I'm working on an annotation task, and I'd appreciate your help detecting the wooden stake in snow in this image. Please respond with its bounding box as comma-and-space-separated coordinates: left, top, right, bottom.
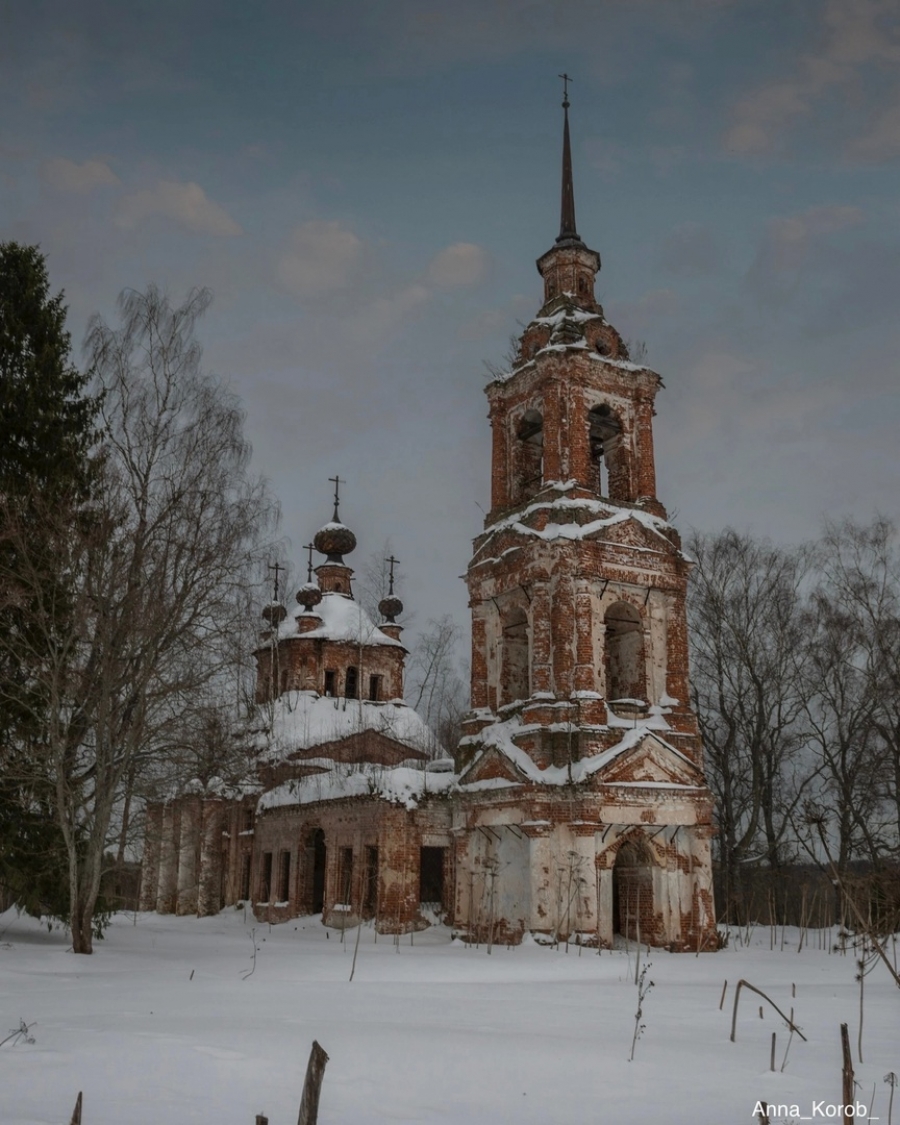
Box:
841, 1023, 854, 1125
298, 1040, 329, 1125
69, 1091, 82, 1125
719, 979, 728, 1010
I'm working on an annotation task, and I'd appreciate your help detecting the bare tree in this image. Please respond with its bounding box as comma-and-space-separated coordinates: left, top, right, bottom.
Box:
687, 529, 814, 920
0, 286, 277, 952
405, 615, 468, 754
806, 519, 900, 864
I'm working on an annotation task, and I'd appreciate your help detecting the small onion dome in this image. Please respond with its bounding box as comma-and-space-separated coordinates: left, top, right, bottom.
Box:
261, 601, 287, 625
296, 582, 323, 611
378, 594, 404, 623
313, 520, 357, 562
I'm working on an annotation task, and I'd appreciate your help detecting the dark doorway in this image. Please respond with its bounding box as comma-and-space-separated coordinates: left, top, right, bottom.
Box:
419, 847, 445, 907
363, 846, 379, 916
312, 829, 326, 914
612, 841, 652, 941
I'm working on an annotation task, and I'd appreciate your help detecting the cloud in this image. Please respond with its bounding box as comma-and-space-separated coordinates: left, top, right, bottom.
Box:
115, 180, 242, 236
425, 242, 490, 288
277, 219, 363, 297
723, 0, 900, 158
850, 101, 900, 161
746, 204, 865, 303
41, 157, 119, 193
659, 222, 723, 276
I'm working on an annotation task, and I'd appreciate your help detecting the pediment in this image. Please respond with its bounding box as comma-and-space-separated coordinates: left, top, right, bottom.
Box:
289, 729, 427, 767
458, 745, 526, 787
599, 733, 703, 787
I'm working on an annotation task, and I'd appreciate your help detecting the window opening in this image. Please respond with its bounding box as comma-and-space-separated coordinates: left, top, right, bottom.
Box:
363, 846, 379, 915
278, 850, 291, 902
240, 853, 251, 900
324, 669, 336, 696
514, 409, 543, 503
588, 404, 623, 499
339, 846, 354, 906
311, 829, 326, 914
368, 674, 381, 701
500, 606, 529, 706
604, 601, 645, 704
419, 847, 446, 908
261, 852, 273, 903
345, 666, 359, 699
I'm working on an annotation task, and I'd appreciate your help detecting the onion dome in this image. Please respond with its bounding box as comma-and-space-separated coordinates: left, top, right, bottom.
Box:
314, 520, 357, 563
378, 593, 403, 623
296, 582, 323, 612
261, 601, 287, 626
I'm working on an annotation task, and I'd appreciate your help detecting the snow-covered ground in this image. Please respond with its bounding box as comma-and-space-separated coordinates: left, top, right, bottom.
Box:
1, 908, 897, 1125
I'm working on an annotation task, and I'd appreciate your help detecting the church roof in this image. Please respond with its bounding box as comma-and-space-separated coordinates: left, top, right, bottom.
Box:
274, 590, 404, 648
249, 690, 438, 763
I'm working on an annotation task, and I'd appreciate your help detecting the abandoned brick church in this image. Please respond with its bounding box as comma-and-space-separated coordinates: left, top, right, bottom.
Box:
140, 94, 717, 950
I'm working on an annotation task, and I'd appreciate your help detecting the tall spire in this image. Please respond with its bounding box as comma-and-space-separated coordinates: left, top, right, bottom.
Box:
557, 73, 579, 244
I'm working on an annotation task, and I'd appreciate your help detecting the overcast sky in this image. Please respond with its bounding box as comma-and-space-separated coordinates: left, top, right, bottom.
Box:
3, 0, 899, 650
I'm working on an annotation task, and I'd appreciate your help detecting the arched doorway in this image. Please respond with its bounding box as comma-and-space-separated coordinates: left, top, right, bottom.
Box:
613, 840, 653, 942
604, 601, 646, 703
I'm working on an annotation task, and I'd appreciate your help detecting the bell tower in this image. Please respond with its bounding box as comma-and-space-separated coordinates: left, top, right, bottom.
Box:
454, 84, 716, 950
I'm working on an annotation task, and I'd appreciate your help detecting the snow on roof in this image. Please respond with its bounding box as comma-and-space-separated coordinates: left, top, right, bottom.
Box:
458, 714, 691, 790
257, 762, 457, 813
532, 306, 605, 327
476, 492, 677, 555
249, 690, 439, 764
276, 591, 404, 647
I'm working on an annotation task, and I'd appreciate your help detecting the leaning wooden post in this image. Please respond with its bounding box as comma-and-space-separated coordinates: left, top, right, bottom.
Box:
841, 1023, 854, 1125
298, 1040, 330, 1125
255, 1116, 268, 1125
70, 1092, 83, 1125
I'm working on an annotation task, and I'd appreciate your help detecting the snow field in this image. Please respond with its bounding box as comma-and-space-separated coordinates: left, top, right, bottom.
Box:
1, 908, 897, 1125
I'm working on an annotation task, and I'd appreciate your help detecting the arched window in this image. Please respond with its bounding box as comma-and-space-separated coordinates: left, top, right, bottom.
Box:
588, 404, 623, 499
500, 605, 529, 706
604, 601, 646, 704
345, 666, 358, 699
514, 408, 543, 503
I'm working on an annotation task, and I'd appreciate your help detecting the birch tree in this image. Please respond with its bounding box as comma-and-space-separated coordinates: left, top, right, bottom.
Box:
0, 286, 276, 951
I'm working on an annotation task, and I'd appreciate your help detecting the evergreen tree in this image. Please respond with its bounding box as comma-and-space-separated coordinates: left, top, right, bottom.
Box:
0, 243, 99, 919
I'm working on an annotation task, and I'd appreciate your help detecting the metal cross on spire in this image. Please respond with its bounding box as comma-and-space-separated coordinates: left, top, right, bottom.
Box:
559, 71, 572, 108
557, 72, 579, 242
267, 560, 285, 601
328, 474, 344, 522
385, 554, 400, 595
303, 543, 315, 582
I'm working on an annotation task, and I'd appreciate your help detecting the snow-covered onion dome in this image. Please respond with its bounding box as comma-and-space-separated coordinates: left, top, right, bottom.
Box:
313, 521, 356, 563
261, 601, 287, 625
378, 593, 403, 623
296, 582, 322, 611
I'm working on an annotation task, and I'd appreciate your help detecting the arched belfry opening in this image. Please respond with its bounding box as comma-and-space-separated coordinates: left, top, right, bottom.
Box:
513, 409, 543, 503
604, 601, 646, 704
588, 404, 625, 500
500, 605, 529, 706
613, 839, 654, 941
